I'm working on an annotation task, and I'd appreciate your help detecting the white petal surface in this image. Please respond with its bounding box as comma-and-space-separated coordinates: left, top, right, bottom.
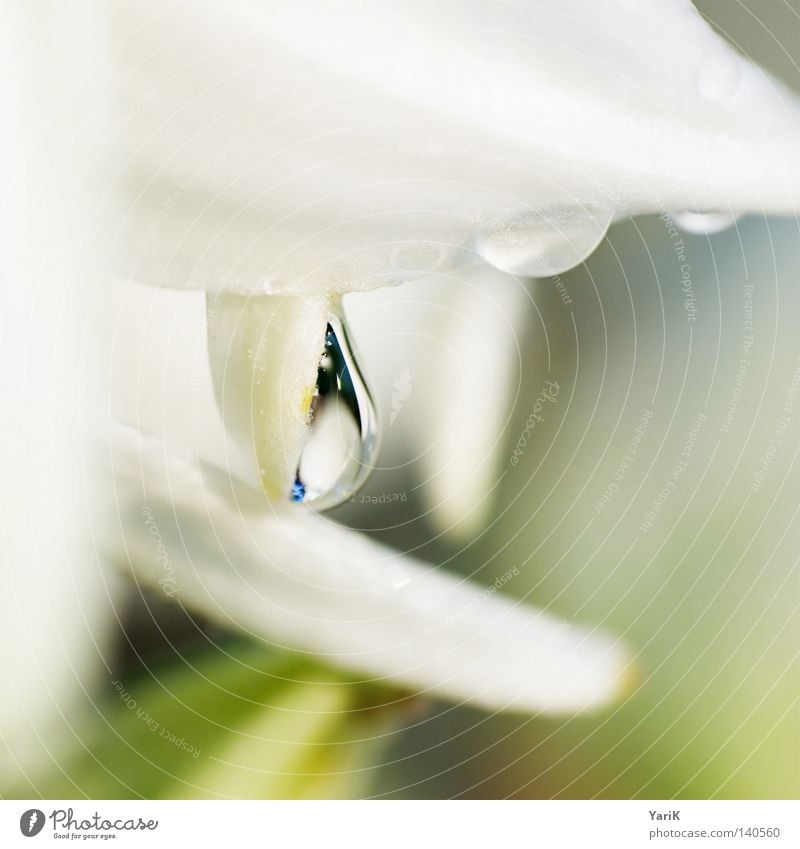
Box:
207, 293, 329, 500
90, 0, 800, 296
1, 6, 115, 774
103, 423, 632, 714
416, 268, 531, 539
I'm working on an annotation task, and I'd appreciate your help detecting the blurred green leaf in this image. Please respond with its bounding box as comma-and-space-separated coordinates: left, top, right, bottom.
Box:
12, 642, 401, 799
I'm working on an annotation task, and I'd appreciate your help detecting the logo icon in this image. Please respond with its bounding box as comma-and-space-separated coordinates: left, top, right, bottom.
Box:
19, 809, 45, 837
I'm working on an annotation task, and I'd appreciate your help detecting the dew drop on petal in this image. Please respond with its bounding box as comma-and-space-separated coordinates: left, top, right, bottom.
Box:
670, 209, 739, 235
291, 313, 379, 509
477, 205, 613, 278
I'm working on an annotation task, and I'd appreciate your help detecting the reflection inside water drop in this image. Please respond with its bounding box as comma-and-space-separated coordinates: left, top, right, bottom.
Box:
670, 209, 739, 235
291, 313, 379, 510
477, 205, 613, 278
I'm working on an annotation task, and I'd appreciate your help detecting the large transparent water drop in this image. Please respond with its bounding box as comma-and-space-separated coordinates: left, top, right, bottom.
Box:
670, 209, 739, 235
477, 205, 613, 278
291, 312, 379, 509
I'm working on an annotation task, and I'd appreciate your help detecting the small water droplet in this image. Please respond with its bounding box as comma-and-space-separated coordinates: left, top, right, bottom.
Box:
697, 54, 740, 103
670, 209, 739, 235
477, 205, 613, 277
291, 312, 379, 510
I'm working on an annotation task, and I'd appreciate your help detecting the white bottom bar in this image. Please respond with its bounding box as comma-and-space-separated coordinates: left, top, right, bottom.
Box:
2, 800, 798, 848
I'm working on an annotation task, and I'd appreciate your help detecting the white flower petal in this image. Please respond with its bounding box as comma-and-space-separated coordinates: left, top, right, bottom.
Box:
90, 0, 800, 296
1, 6, 116, 773
346, 266, 531, 539
417, 268, 531, 538
102, 422, 632, 714
207, 293, 329, 500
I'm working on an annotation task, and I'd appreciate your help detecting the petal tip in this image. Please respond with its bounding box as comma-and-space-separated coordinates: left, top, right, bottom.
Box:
614, 653, 642, 702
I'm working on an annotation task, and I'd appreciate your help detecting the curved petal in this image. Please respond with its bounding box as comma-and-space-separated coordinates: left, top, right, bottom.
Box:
89, 0, 800, 295
346, 266, 531, 539
102, 421, 633, 714
207, 293, 329, 500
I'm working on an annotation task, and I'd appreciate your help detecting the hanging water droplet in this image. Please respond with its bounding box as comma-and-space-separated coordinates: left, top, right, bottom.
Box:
670, 209, 739, 235
291, 312, 379, 510
477, 205, 613, 278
